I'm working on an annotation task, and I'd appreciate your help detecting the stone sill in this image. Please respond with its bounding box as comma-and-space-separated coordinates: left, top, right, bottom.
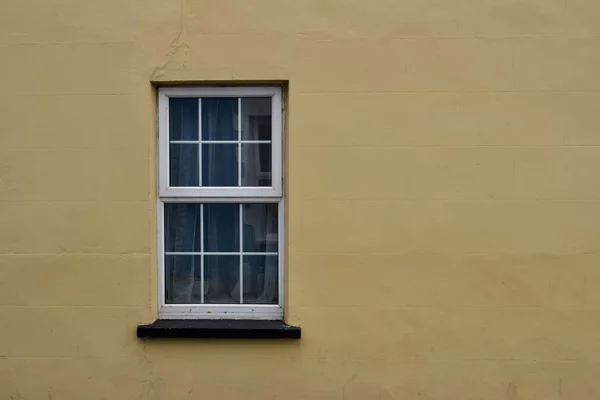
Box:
137, 319, 301, 339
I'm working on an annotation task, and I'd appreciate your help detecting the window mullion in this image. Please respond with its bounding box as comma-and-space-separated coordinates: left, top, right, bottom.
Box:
198, 99, 205, 304
237, 98, 244, 304
238, 97, 242, 187
239, 204, 244, 304
198, 98, 203, 186
200, 203, 204, 304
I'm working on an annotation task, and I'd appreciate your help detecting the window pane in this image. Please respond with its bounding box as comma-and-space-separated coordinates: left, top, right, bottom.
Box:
169, 144, 199, 186
162, 202, 280, 306
243, 256, 278, 304
202, 98, 238, 140
169, 98, 199, 140
243, 203, 278, 252
241, 98, 271, 141
204, 203, 239, 252
204, 255, 239, 304
165, 255, 202, 304
202, 144, 238, 186
241, 144, 271, 186
164, 203, 201, 252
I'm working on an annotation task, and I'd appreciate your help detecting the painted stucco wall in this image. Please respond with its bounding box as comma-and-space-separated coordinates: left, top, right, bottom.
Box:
1, 1, 600, 398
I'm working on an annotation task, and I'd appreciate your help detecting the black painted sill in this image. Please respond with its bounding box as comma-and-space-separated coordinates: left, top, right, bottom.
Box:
137, 319, 301, 339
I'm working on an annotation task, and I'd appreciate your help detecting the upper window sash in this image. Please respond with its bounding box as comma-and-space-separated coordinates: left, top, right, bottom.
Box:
158, 86, 283, 198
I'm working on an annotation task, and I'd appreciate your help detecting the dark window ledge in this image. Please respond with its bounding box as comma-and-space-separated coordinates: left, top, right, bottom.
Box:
137, 319, 301, 339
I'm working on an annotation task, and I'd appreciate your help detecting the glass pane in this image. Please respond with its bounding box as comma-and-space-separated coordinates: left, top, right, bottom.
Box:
202, 98, 238, 140
204, 203, 239, 252
165, 255, 202, 304
164, 203, 201, 252
241, 98, 272, 141
243, 256, 278, 304
169, 98, 199, 140
241, 144, 271, 186
169, 144, 199, 186
243, 203, 278, 252
202, 144, 238, 186
204, 255, 240, 304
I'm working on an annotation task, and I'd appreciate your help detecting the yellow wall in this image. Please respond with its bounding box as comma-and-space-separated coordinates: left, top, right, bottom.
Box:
1, 0, 600, 398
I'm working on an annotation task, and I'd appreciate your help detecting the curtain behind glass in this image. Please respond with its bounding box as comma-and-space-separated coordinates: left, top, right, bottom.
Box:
165, 97, 277, 305
165, 204, 200, 303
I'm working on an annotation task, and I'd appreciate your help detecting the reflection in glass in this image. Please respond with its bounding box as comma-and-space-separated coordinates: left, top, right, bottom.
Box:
243, 256, 278, 304
241, 98, 272, 141
243, 203, 278, 252
241, 144, 271, 186
204, 255, 240, 304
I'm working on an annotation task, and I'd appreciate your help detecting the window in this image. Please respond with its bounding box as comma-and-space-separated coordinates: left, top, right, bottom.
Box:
157, 87, 283, 320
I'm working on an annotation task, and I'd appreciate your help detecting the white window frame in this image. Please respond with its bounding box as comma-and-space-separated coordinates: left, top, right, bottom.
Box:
157, 86, 284, 320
